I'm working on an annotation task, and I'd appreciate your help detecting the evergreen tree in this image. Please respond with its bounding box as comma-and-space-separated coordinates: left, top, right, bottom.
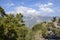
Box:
0, 6, 7, 17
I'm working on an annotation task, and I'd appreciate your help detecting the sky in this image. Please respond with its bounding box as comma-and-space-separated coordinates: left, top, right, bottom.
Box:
0, 0, 60, 17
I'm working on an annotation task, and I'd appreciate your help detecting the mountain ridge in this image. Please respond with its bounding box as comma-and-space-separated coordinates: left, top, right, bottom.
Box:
23, 16, 54, 27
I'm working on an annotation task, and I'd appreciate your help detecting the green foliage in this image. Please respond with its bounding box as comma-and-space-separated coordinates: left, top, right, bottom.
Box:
25, 29, 37, 40
52, 17, 56, 22
0, 6, 7, 17
32, 22, 48, 37
0, 13, 28, 40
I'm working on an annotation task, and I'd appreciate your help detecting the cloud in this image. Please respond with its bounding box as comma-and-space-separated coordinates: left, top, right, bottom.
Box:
14, 6, 40, 16
40, 7, 54, 13
39, 2, 54, 13
40, 2, 53, 7
7, 2, 54, 16
6, 3, 14, 8
48, 2, 53, 6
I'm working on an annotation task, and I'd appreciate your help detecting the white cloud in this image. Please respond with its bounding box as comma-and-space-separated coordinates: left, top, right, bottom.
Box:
14, 6, 40, 16
7, 2, 54, 16
6, 3, 14, 8
39, 2, 54, 13
7, 11, 15, 14
39, 2, 53, 7
48, 2, 53, 6
40, 7, 54, 13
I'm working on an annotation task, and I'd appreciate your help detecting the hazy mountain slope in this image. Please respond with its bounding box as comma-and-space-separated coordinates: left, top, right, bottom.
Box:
23, 16, 53, 27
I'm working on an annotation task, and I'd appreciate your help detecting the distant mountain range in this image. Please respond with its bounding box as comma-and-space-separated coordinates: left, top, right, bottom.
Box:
23, 15, 53, 27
